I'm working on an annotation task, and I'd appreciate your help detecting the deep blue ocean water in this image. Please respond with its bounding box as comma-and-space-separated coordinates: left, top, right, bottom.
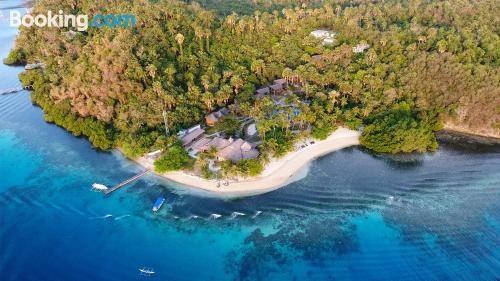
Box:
1, 1, 499, 280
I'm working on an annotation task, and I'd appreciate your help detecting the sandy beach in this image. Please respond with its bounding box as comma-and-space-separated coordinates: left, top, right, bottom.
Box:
135, 127, 360, 197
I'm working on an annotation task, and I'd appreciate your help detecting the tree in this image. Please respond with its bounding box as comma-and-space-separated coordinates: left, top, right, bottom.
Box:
226, 13, 238, 32
230, 75, 244, 94
193, 25, 205, 50
251, 59, 265, 81
361, 105, 439, 153
311, 125, 334, 140
202, 91, 214, 111
3, 48, 26, 65
436, 40, 447, 53
154, 144, 192, 172
214, 114, 240, 136
282, 67, 293, 83
175, 33, 185, 56
237, 159, 263, 177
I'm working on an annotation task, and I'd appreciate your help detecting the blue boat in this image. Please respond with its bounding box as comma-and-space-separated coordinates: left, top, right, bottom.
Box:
152, 197, 165, 212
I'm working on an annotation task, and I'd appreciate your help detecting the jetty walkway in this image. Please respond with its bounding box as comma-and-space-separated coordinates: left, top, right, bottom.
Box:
104, 170, 150, 195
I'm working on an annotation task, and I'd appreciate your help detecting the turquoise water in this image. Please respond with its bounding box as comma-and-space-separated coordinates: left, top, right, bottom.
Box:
1, 2, 500, 280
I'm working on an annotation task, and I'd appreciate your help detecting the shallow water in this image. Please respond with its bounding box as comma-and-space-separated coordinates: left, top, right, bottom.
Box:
1, 2, 500, 280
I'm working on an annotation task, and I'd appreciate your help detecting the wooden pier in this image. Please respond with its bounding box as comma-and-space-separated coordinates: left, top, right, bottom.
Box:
104, 170, 150, 195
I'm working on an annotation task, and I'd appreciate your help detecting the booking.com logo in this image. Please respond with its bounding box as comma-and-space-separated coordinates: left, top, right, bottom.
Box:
9, 10, 136, 31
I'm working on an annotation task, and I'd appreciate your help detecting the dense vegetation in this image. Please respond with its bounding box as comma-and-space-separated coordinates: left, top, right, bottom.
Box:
154, 142, 192, 172
188, 0, 322, 16
3, 49, 26, 65
360, 103, 439, 153
7, 0, 500, 161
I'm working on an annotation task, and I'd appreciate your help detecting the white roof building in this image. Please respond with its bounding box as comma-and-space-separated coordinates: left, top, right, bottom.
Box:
179, 125, 205, 147
310, 30, 338, 45
353, 43, 370, 53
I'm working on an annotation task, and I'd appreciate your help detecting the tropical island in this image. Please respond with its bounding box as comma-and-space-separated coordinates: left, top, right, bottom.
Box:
5, 0, 499, 192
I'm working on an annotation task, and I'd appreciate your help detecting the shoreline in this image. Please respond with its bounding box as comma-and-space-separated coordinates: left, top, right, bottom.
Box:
437, 129, 500, 145
134, 127, 360, 197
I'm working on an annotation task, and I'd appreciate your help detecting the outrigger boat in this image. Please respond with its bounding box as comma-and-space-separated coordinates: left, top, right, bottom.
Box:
139, 267, 155, 276
91, 183, 108, 192
152, 197, 165, 212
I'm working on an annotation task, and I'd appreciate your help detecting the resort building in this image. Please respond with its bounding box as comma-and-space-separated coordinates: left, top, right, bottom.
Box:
269, 83, 284, 94
353, 43, 370, 53
189, 136, 232, 155
310, 29, 337, 45
273, 78, 288, 88
187, 136, 259, 163
205, 107, 229, 126
256, 78, 288, 98
255, 87, 270, 99
179, 125, 205, 147
216, 138, 259, 162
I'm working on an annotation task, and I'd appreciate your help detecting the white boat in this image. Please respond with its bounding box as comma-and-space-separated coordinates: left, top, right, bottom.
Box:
139, 267, 155, 276
91, 183, 108, 192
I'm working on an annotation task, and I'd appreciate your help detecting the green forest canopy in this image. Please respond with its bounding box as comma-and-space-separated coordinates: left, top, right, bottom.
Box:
7, 0, 500, 156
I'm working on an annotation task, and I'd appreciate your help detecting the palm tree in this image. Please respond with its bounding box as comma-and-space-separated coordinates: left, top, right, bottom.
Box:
202, 91, 214, 111
328, 90, 340, 105
205, 29, 211, 52
264, 138, 279, 155
367, 49, 378, 64
200, 74, 210, 92
418, 35, 427, 44
218, 85, 232, 104
236, 20, 246, 35
282, 68, 293, 83
162, 109, 170, 136
340, 96, 348, 107
175, 33, 184, 56
226, 13, 238, 32
199, 10, 215, 28
164, 64, 176, 83
256, 119, 271, 139
163, 93, 176, 110
251, 59, 265, 80
254, 10, 261, 25
276, 113, 290, 133
193, 25, 204, 50
437, 40, 447, 53
230, 75, 244, 94
146, 64, 157, 80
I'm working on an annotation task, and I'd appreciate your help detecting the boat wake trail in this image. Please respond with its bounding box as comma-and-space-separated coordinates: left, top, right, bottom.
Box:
114, 214, 131, 221
230, 212, 245, 219
90, 214, 113, 219
209, 213, 222, 220
251, 211, 262, 219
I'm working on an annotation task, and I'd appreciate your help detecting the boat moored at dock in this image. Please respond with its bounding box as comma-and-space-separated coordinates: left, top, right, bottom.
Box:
91, 183, 108, 192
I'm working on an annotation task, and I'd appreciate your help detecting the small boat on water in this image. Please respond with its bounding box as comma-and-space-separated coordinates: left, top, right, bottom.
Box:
138, 267, 155, 276
91, 183, 108, 192
152, 197, 165, 212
